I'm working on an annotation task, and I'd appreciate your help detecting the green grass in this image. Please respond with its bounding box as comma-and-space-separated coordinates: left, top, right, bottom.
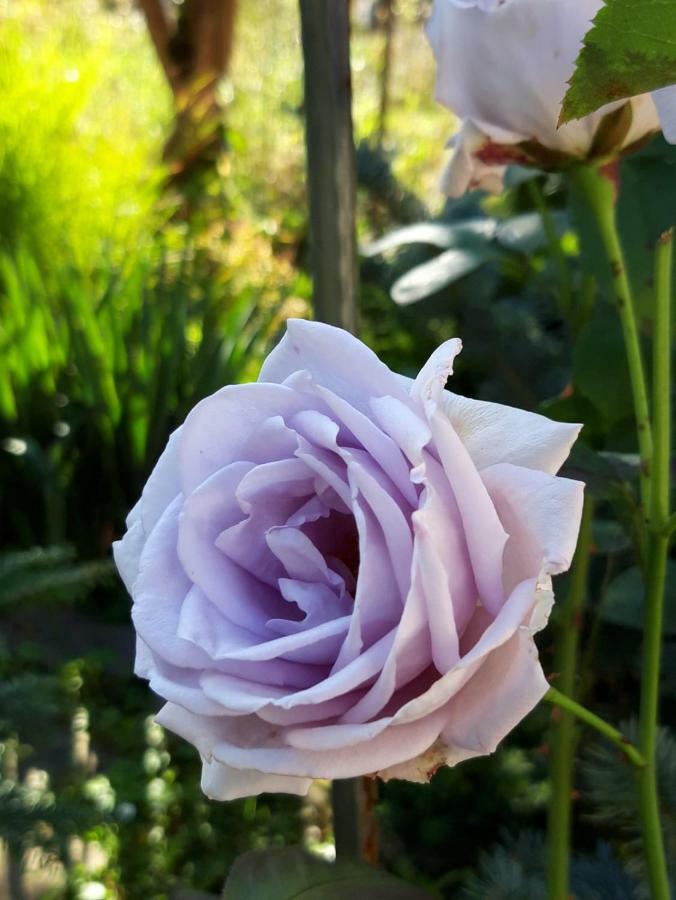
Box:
0, 1, 171, 268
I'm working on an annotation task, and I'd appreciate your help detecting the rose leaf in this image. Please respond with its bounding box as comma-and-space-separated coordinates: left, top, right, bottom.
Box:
561, 0, 676, 123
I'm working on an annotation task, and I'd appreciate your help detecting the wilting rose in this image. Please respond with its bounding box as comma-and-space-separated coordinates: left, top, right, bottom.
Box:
114, 320, 583, 800
426, 0, 665, 196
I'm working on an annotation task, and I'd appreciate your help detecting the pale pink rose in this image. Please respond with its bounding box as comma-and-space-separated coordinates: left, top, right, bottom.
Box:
426, 0, 663, 196
113, 320, 583, 800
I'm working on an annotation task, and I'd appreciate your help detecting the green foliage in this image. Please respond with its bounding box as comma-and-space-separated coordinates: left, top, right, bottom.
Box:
459, 831, 637, 899
459, 831, 547, 899
581, 723, 676, 893
378, 741, 549, 893
0, 549, 305, 897
601, 564, 676, 633
0, 775, 102, 856
0, 240, 277, 551
0, 3, 170, 269
222, 847, 433, 900
0, 674, 61, 739
572, 313, 633, 427
0, 545, 114, 607
360, 176, 577, 414
0, 548, 114, 873
361, 206, 571, 308
561, 0, 676, 123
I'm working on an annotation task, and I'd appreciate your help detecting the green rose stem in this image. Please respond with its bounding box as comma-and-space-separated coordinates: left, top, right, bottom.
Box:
544, 689, 646, 768
571, 163, 671, 900
298, 0, 377, 864
637, 226, 672, 899
570, 165, 653, 513
546, 496, 594, 900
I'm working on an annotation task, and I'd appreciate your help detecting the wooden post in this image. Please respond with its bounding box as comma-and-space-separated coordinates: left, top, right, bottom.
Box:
377, 0, 395, 147
298, 0, 376, 864
298, 0, 359, 333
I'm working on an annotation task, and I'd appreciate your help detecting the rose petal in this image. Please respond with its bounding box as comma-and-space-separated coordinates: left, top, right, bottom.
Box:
112, 507, 146, 594
271, 629, 395, 710
180, 385, 309, 493
426, 0, 634, 155
410, 337, 463, 410
337, 550, 432, 725
440, 628, 548, 757
139, 427, 183, 532
201, 758, 312, 801
387, 575, 541, 728
265, 526, 346, 591
133, 496, 214, 670
178, 462, 289, 630
652, 84, 676, 144
430, 408, 507, 616
155, 704, 313, 799
441, 119, 510, 196
440, 392, 582, 474
313, 384, 418, 506
205, 703, 453, 779
271, 580, 352, 633
482, 462, 584, 591
259, 319, 411, 415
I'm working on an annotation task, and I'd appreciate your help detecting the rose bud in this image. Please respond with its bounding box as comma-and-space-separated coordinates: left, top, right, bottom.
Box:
114, 320, 583, 800
425, 0, 664, 196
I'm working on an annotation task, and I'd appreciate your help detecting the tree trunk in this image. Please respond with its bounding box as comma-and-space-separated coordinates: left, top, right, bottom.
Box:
138, 0, 237, 180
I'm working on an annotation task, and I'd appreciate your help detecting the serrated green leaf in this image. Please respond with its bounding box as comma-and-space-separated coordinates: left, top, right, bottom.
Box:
222, 848, 432, 900
561, 0, 676, 123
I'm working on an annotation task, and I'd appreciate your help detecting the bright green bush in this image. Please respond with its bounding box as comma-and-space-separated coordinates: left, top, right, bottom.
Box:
0, 0, 170, 268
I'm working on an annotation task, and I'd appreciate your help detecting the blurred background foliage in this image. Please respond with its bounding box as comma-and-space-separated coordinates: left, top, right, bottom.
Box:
0, 0, 674, 897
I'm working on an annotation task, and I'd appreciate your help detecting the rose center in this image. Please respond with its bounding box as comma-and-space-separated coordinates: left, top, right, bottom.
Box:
300, 508, 360, 593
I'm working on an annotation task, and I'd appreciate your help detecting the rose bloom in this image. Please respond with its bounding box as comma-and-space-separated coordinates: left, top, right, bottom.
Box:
426, 0, 674, 197
114, 320, 583, 800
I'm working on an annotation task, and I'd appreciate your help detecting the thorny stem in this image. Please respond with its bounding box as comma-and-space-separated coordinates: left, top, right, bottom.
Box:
571, 165, 653, 516
635, 228, 672, 900
573, 165, 671, 899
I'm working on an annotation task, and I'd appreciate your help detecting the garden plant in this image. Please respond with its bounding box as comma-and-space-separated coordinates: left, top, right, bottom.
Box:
1, 1, 675, 899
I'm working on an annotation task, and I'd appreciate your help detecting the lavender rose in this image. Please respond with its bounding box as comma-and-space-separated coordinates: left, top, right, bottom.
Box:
113, 320, 583, 800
